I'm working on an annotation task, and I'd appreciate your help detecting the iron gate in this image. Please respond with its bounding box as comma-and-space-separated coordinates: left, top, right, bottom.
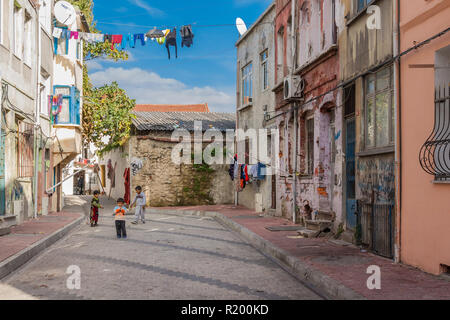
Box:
356, 200, 395, 259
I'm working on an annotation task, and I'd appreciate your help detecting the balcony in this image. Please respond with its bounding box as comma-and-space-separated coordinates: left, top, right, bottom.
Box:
51, 85, 82, 166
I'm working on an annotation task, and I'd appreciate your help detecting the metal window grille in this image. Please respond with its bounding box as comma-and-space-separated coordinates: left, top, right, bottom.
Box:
419, 85, 450, 181
18, 121, 34, 178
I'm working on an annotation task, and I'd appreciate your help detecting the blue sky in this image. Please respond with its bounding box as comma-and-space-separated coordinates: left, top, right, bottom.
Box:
88, 0, 272, 112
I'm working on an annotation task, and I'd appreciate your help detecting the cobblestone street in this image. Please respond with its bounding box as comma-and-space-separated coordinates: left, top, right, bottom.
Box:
1, 197, 322, 300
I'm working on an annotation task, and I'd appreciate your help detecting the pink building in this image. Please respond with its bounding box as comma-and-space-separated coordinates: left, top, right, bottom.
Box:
399, 0, 450, 275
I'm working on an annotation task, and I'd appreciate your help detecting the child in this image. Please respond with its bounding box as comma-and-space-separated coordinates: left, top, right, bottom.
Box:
90, 190, 103, 227
130, 186, 146, 224
113, 198, 128, 239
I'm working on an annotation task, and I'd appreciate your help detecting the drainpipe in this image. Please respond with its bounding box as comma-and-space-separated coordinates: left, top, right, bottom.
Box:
291, 0, 298, 223
33, 4, 42, 219
292, 105, 298, 223
394, 0, 402, 263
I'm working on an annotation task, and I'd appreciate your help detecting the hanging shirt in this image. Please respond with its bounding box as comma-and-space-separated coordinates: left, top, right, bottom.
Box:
70, 31, 79, 40
111, 35, 123, 50
180, 25, 194, 48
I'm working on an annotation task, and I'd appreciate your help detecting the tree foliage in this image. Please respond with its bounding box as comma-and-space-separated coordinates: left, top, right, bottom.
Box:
67, 0, 133, 154
84, 82, 135, 157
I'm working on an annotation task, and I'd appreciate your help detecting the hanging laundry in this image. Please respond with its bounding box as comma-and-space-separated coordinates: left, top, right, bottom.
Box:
70, 31, 79, 40
244, 165, 249, 182
249, 164, 258, 179
104, 34, 113, 44
165, 28, 177, 59
156, 29, 170, 45
146, 27, 164, 38
180, 25, 194, 47
111, 35, 123, 50
257, 162, 267, 180
134, 34, 145, 47
53, 28, 62, 39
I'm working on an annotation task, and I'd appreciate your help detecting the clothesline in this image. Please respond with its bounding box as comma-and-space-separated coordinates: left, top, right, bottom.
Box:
52, 25, 195, 59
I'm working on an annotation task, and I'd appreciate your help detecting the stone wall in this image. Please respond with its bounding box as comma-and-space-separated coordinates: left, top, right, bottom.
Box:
129, 133, 234, 207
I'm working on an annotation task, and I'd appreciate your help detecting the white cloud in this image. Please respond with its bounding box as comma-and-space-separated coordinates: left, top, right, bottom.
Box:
127, 0, 165, 17
86, 60, 103, 70
89, 67, 236, 113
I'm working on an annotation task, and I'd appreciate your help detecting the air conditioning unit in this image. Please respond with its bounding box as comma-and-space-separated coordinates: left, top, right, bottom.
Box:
283, 75, 305, 100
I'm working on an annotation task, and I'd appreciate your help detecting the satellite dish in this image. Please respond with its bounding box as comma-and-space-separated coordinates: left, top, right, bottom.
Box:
236, 18, 248, 36
54, 1, 76, 26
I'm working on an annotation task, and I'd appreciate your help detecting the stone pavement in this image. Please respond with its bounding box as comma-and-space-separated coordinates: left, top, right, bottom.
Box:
0, 196, 86, 280
150, 204, 450, 300
2, 196, 321, 300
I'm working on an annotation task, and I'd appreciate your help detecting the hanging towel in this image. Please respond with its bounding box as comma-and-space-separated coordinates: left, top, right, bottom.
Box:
180, 25, 194, 47
134, 34, 145, 47
111, 35, 123, 50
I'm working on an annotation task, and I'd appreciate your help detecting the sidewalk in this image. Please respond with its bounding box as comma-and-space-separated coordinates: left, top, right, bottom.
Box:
150, 204, 450, 300
0, 196, 86, 280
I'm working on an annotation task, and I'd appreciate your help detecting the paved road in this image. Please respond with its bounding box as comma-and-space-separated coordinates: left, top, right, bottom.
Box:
2, 196, 322, 300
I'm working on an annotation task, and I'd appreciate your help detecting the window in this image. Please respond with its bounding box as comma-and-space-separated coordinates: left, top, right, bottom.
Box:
53, 86, 81, 125
306, 117, 314, 175
76, 40, 81, 60
241, 63, 253, 105
277, 27, 284, 81
40, 76, 50, 115
364, 66, 394, 149
13, 2, 23, 58
357, 0, 374, 13
23, 11, 32, 66
17, 120, 34, 178
261, 50, 268, 91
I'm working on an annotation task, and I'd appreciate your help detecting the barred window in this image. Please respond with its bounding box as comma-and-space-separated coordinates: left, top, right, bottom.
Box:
17, 120, 34, 178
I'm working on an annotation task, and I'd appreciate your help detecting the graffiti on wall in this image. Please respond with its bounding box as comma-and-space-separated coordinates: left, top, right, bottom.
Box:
130, 157, 143, 176
357, 157, 395, 203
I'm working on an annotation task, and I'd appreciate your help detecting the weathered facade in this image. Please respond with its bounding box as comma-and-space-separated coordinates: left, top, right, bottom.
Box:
399, 0, 450, 275
236, 3, 276, 213
100, 111, 236, 207
0, 0, 55, 226
339, 0, 397, 258
271, 0, 344, 234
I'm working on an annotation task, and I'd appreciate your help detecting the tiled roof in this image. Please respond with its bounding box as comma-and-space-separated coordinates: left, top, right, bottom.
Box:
132, 112, 236, 132
134, 104, 210, 113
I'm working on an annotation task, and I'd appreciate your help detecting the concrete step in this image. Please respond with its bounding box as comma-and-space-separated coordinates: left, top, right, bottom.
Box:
305, 219, 332, 231
316, 211, 334, 221
298, 228, 321, 238
0, 227, 11, 237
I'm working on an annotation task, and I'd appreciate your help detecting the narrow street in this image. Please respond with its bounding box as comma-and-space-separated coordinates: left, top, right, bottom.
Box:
2, 196, 322, 300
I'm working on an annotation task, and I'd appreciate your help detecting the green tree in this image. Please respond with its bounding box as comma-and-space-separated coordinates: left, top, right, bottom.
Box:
85, 82, 135, 157
67, 0, 134, 154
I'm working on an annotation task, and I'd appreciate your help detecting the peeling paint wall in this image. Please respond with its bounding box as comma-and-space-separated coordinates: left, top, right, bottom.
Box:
273, 0, 344, 227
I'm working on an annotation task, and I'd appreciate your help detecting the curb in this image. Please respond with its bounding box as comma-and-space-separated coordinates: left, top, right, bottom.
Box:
149, 208, 365, 300
0, 213, 84, 280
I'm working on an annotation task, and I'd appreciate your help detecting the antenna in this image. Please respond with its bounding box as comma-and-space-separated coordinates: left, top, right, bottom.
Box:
236, 18, 248, 36
54, 1, 76, 26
